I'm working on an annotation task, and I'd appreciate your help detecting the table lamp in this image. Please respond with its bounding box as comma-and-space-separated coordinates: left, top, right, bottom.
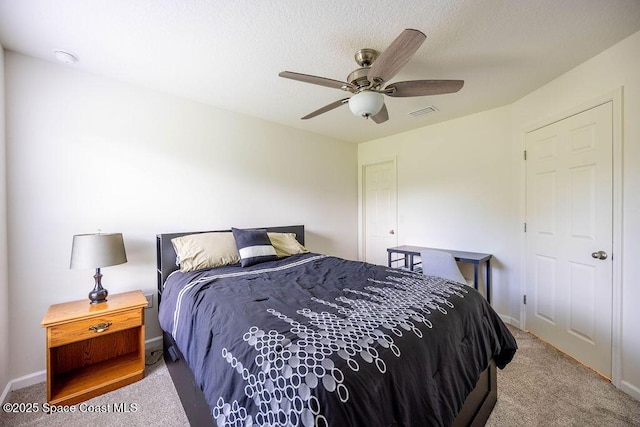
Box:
70, 233, 127, 304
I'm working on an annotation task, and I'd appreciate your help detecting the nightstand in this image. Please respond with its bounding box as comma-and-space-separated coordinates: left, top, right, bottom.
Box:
41, 290, 147, 405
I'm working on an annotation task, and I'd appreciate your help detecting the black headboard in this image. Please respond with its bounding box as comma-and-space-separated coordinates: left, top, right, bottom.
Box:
156, 225, 305, 301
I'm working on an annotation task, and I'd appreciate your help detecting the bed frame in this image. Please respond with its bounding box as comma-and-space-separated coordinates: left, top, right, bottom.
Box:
156, 225, 497, 426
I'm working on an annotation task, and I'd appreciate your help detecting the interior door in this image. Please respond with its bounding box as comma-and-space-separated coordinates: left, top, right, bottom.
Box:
525, 102, 613, 377
364, 160, 397, 265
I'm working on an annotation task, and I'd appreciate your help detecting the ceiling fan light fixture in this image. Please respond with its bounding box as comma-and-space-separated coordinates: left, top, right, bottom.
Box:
348, 91, 384, 118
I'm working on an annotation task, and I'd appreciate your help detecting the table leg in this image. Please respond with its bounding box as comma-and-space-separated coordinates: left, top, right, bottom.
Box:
388, 251, 392, 268
473, 263, 479, 292
486, 259, 491, 304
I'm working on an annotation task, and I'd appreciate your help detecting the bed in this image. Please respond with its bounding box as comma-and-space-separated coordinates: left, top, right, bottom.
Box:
156, 225, 517, 426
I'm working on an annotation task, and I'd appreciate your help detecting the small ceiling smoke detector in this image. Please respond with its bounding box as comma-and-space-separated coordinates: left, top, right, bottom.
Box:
409, 106, 438, 117
53, 50, 79, 64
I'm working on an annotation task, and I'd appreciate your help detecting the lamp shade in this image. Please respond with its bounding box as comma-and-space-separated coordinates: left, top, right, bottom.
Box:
70, 233, 127, 269
348, 91, 384, 118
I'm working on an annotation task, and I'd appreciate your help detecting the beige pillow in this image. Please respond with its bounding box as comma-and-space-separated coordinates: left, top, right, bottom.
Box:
268, 232, 309, 257
172, 232, 240, 272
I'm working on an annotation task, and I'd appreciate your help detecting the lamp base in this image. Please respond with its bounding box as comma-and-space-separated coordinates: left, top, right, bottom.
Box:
89, 287, 108, 304
89, 268, 109, 304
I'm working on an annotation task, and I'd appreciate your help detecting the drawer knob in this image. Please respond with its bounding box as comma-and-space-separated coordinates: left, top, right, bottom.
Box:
89, 322, 112, 333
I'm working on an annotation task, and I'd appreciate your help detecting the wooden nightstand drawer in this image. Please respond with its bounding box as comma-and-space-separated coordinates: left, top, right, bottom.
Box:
48, 309, 142, 347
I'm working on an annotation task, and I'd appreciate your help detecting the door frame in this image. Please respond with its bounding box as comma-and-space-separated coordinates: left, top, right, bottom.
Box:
359, 158, 398, 263
520, 87, 623, 387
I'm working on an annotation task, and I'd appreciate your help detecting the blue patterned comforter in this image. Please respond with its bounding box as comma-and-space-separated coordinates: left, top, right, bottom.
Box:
159, 253, 516, 426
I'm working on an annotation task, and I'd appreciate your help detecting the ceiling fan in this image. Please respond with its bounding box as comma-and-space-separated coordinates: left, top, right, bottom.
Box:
279, 29, 464, 124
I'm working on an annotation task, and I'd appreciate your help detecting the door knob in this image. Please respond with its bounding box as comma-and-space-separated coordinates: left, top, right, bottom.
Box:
389, 230, 395, 235
591, 251, 608, 260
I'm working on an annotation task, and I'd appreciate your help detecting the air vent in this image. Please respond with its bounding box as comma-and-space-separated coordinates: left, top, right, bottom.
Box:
409, 106, 438, 117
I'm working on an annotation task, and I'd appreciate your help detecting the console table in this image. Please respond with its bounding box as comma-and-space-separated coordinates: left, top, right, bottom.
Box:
387, 245, 493, 304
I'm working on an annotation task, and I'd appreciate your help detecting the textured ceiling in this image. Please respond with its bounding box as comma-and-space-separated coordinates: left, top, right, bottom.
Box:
1, 0, 640, 143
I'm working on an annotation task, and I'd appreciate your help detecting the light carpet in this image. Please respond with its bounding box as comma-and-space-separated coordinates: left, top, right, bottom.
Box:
486, 326, 640, 426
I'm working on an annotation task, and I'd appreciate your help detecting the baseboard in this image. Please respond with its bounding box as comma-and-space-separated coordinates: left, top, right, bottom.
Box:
1, 335, 165, 403
620, 380, 640, 401
145, 335, 163, 350
498, 314, 521, 329
0, 369, 46, 404
1, 379, 11, 405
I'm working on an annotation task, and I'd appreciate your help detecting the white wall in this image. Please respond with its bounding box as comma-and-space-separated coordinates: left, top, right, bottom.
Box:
358, 106, 520, 321
511, 30, 640, 399
358, 30, 640, 398
4, 27, 640, 398
0, 45, 10, 400
4, 52, 358, 380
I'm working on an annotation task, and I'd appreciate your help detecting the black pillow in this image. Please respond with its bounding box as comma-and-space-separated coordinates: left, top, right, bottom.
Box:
232, 228, 279, 267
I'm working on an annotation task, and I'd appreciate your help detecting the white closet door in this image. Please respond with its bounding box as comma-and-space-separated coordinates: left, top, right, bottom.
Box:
525, 102, 613, 377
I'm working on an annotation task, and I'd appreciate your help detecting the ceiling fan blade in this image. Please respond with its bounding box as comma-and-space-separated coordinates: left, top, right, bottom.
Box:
279, 71, 352, 90
367, 29, 426, 84
385, 80, 464, 97
301, 98, 350, 120
371, 103, 389, 124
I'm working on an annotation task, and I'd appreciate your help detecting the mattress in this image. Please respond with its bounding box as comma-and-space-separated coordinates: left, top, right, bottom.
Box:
159, 253, 517, 426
